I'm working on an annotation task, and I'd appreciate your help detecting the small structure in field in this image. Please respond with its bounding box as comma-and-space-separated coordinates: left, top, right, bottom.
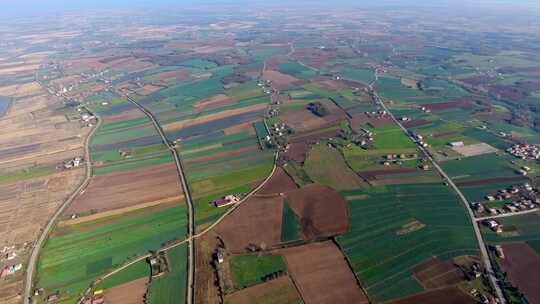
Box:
213, 194, 240, 208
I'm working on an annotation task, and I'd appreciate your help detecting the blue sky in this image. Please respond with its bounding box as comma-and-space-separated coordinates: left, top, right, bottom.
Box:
1, 0, 539, 16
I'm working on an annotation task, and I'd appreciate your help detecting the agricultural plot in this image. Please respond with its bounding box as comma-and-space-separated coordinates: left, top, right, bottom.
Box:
230, 254, 287, 289
483, 212, 540, 250
303, 144, 365, 190
337, 183, 478, 303
36, 204, 187, 303
440, 153, 518, 183
224, 276, 302, 304
146, 245, 188, 304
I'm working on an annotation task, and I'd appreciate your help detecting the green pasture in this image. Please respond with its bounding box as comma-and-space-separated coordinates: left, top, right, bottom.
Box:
93, 153, 174, 175
441, 153, 517, 182
281, 200, 302, 242
231, 254, 287, 289
0, 165, 56, 185
147, 245, 188, 304
303, 144, 366, 190
341, 68, 375, 84
96, 259, 150, 290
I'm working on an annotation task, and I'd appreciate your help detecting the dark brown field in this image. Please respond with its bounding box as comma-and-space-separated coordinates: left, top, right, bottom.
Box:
500, 242, 540, 304
257, 167, 298, 196
282, 142, 309, 163
224, 275, 301, 304
285, 184, 349, 240
281, 241, 369, 304
412, 257, 467, 289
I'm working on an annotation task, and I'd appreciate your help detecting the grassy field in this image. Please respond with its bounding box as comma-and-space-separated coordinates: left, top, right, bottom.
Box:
96, 259, 150, 290
281, 200, 302, 242
36, 204, 187, 303
303, 144, 366, 190
0, 165, 56, 185
147, 245, 188, 304
337, 183, 478, 302
441, 153, 517, 182
231, 254, 287, 289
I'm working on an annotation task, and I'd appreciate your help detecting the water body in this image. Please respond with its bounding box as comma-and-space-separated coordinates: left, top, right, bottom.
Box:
0, 96, 11, 118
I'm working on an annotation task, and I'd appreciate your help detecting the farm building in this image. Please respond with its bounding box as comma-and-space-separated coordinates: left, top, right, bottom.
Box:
449, 141, 464, 147
213, 194, 240, 208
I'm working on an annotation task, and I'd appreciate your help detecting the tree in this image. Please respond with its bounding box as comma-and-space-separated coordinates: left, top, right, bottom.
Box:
307, 102, 328, 117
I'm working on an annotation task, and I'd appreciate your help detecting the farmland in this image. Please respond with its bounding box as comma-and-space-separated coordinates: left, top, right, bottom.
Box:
3, 3, 540, 304
337, 183, 478, 302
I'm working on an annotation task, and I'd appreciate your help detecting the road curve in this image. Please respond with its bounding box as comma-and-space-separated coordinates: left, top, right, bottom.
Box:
369, 74, 506, 303
24, 116, 102, 304
122, 94, 196, 304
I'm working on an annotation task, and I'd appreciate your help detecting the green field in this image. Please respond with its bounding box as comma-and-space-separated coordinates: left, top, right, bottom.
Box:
36, 205, 187, 303
303, 144, 366, 190
281, 200, 302, 242
441, 153, 517, 182
231, 254, 287, 289
337, 183, 478, 302
0, 165, 56, 185
96, 259, 150, 290
147, 245, 188, 304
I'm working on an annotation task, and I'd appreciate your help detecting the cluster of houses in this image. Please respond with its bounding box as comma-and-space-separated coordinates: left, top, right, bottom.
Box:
257, 80, 274, 95
471, 183, 540, 217
507, 143, 540, 160
213, 194, 240, 208
266, 122, 293, 151
0, 246, 22, 279
381, 153, 419, 166
411, 132, 429, 148
364, 110, 388, 119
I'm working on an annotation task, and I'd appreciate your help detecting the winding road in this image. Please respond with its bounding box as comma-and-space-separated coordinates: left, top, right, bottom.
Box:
369, 73, 506, 303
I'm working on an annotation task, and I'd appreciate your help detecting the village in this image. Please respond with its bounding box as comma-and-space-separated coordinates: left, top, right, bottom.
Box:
507, 143, 540, 160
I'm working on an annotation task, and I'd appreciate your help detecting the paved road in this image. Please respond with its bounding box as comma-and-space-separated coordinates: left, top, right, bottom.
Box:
123, 94, 196, 304
24, 115, 102, 304
476, 208, 539, 221
369, 74, 506, 303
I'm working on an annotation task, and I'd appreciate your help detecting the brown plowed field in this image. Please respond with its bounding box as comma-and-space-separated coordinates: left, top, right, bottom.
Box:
194, 94, 236, 111
184, 146, 260, 164
224, 275, 301, 304
285, 184, 349, 240
262, 70, 303, 90
222, 122, 255, 135
257, 167, 298, 196
215, 196, 283, 253
412, 257, 466, 289
424, 99, 473, 111
104, 277, 149, 304
156, 70, 189, 82
389, 287, 476, 304
500, 242, 540, 304
456, 176, 529, 187
282, 241, 368, 304
103, 109, 145, 123
282, 142, 309, 163
65, 162, 182, 215
359, 168, 417, 181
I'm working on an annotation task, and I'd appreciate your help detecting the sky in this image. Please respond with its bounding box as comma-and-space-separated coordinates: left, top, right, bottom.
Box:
1, 0, 539, 16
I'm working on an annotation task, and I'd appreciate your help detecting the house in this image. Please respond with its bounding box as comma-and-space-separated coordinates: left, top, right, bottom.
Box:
213, 194, 240, 208
449, 141, 464, 147
47, 294, 60, 303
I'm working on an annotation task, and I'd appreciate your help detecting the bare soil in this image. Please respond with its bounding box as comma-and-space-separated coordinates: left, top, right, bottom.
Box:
224, 275, 301, 304
500, 242, 540, 304
285, 184, 349, 240
257, 167, 298, 196
215, 196, 283, 253
65, 162, 183, 215
104, 277, 149, 304
282, 142, 309, 163
281, 241, 369, 304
